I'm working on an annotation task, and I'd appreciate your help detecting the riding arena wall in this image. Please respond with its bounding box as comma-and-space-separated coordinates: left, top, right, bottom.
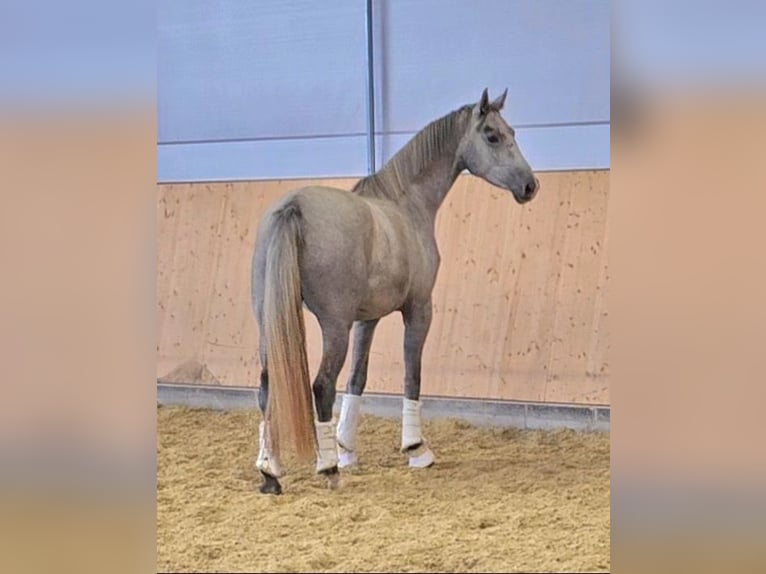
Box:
157, 169, 609, 407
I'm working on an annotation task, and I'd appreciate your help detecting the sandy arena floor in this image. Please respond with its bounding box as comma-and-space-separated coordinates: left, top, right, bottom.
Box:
157, 406, 610, 572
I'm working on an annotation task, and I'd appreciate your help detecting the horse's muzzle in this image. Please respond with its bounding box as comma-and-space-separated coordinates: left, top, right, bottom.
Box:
514, 176, 539, 204
523, 177, 539, 202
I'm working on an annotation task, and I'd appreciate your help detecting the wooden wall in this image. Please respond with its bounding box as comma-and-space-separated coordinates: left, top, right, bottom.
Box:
157, 170, 609, 405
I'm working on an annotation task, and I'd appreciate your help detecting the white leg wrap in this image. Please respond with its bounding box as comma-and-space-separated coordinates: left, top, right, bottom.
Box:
401, 398, 435, 468
401, 398, 425, 451
315, 418, 339, 473
255, 421, 282, 477
336, 394, 362, 468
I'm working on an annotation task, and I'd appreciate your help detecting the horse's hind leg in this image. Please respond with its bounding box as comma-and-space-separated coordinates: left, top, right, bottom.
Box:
313, 319, 351, 488
255, 337, 282, 494
401, 299, 435, 468
337, 319, 379, 467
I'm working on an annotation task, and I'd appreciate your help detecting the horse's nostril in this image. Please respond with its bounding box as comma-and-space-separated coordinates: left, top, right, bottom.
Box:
524, 180, 536, 198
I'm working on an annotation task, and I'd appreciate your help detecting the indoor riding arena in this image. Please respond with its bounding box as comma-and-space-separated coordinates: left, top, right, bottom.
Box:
157, 1, 610, 572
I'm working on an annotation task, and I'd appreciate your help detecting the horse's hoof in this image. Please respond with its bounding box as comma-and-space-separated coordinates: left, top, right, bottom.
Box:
259, 471, 283, 495
409, 451, 435, 469
404, 443, 435, 469
319, 465, 340, 490
338, 449, 357, 468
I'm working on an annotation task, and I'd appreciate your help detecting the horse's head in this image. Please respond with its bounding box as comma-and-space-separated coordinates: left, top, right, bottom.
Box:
458, 88, 539, 204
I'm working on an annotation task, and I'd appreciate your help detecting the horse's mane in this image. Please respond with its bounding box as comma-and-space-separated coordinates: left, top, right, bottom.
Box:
352, 104, 473, 200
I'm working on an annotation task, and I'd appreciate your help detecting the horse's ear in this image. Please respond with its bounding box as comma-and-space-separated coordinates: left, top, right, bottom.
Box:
490, 88, 508, 111
478, 88, 490, 116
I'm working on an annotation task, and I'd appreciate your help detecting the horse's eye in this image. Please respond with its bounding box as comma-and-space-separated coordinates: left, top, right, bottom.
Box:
486, 132, 500, 144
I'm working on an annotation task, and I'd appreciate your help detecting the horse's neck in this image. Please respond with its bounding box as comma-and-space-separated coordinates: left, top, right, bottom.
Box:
398, 156, 462, 225
380, 115, 468, 222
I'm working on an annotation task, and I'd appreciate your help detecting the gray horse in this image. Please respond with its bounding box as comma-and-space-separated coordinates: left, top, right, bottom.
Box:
251, 89, 538, 494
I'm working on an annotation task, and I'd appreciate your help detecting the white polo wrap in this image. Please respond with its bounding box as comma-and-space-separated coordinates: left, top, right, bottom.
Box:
255, 421, 282, 477
315, 418, 339, 473
401, 398, 425, 451
401, 398, 435, 468
336, 394, 362, 467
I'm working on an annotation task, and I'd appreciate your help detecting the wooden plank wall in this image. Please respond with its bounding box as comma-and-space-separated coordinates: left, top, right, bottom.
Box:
157, 170, 609, 405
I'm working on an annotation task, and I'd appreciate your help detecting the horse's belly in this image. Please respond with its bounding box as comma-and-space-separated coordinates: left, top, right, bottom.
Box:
355, 266, 410, 320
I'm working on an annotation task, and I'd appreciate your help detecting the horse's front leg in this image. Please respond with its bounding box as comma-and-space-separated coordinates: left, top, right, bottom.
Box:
401, 299, 435, 468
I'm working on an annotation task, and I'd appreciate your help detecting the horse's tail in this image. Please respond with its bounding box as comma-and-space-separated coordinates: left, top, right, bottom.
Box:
262, 201, 315, 463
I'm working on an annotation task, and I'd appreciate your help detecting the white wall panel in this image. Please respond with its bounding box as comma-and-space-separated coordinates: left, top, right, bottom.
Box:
377, 123, 610, 174
157, 1, 610, 181
372, 0, 610, 164
158, 0, 368, 143
158, 136, 368, 182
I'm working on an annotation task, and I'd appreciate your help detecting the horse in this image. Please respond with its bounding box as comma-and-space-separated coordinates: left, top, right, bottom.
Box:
251, 88, 539, 494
